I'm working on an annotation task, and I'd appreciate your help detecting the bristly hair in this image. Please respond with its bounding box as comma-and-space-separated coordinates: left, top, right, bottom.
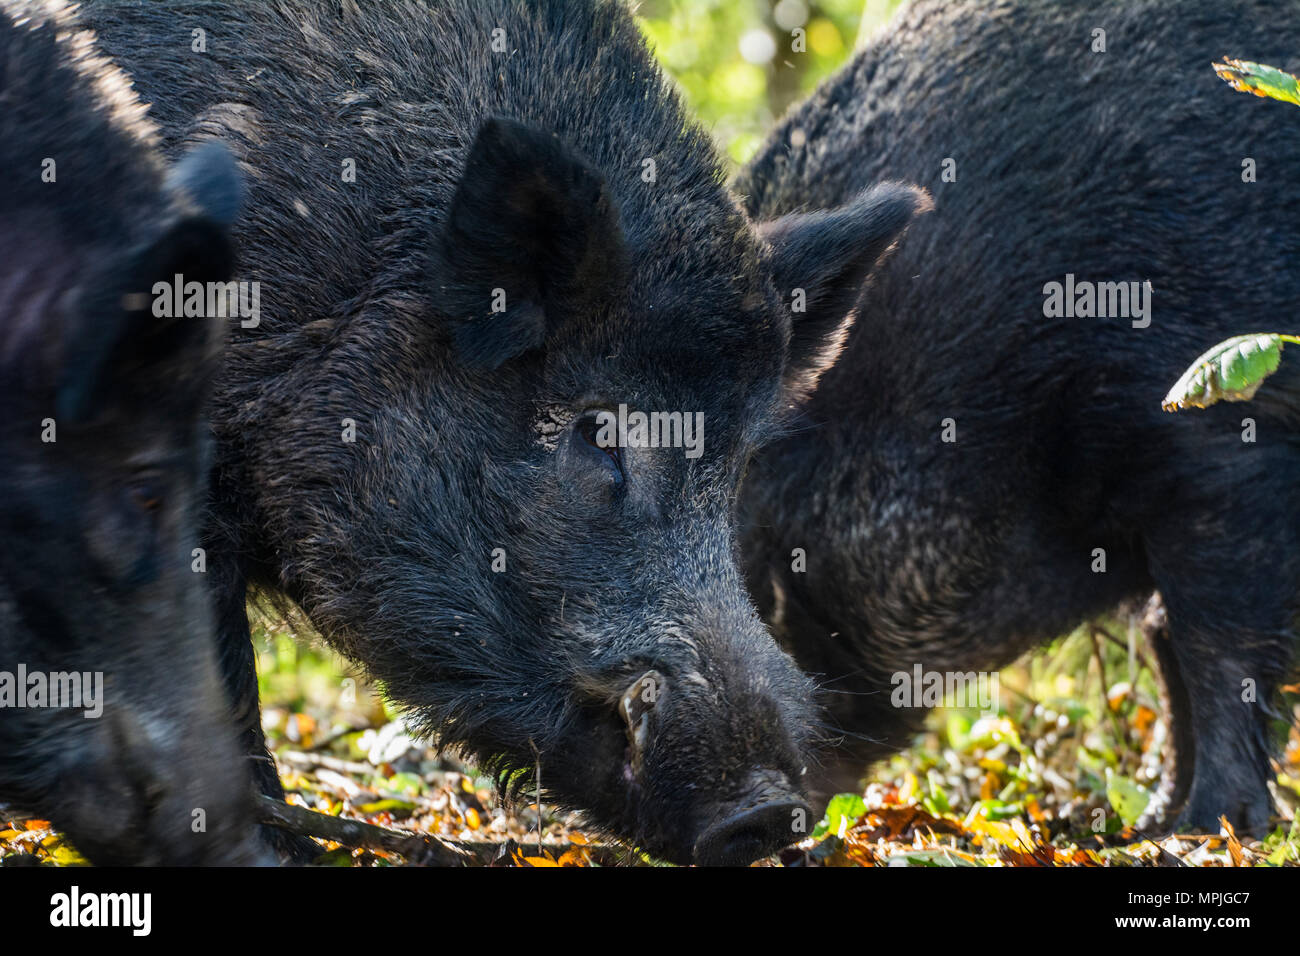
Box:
0, 0, 164, 241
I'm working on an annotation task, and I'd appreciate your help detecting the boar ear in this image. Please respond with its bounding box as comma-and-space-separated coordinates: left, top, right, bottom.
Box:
56, 144, 241, 422
57, 219, 234, 423
165, 139, 244, 228
433, 116, 627, 370
760, 182, 929, 395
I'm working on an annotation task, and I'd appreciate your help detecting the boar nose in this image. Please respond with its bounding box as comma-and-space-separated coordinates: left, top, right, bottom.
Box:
98, 703, 271, 864
692, 769, 810, 866
109, 704, 179, 807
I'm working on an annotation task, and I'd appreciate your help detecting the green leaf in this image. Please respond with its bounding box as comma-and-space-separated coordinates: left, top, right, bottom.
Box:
1213, 59, 1300, 107
383, 772, 426, 796
1265, 843, 1291, 866
313, 847, 357, 866
924, 771, 951, 816
355, 798, 415, 814
1105, 771, 1150, 826
969, 798, 1024, 821
1162, 333, 1288, 411
944, 712, 972, 751
812, 792, 866, 839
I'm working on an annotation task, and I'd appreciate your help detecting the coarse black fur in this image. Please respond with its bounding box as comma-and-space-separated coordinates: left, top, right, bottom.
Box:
0, 0, 265, 864
736, 0, 1300, 833
82, 0, 924, 863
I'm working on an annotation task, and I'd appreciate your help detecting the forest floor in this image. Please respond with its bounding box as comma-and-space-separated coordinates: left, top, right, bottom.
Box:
4, 613, 1297, 867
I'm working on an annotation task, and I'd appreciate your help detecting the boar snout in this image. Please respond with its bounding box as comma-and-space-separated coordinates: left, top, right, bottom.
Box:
58, 702, 273, 866
691, 769, 808, 867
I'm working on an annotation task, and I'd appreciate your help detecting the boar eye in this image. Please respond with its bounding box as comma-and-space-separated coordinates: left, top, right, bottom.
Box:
89, 474, 168, 588
127, 476, 165, 516
575, 411, 625, 483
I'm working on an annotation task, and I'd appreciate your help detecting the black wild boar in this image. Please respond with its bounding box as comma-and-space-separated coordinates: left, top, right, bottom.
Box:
82, 0, 925, 864
0, 0, 265, 864
736, 0, 1300, 833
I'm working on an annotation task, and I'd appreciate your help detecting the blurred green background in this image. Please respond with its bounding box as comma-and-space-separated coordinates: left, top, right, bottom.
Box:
638, 0, 904, 167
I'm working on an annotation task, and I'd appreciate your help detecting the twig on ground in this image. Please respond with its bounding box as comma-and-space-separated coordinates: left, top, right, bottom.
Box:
256, 794, 472, 866
279, 751, 373, 775
306, 724, 372, 752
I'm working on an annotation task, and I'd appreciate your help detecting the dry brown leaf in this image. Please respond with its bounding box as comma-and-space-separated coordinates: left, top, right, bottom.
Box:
1222, 816, 1243, 867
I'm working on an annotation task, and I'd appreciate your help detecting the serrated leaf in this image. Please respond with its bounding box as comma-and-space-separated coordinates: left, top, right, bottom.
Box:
1213, 59, 1300, 107
1163, 333, 1286, 410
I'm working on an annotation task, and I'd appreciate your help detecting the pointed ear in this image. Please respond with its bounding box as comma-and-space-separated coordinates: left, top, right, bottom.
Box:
165, 139, 244, 227
760, 182, 930, 396
433, 116, 627, 370
56, 144, 241, 423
